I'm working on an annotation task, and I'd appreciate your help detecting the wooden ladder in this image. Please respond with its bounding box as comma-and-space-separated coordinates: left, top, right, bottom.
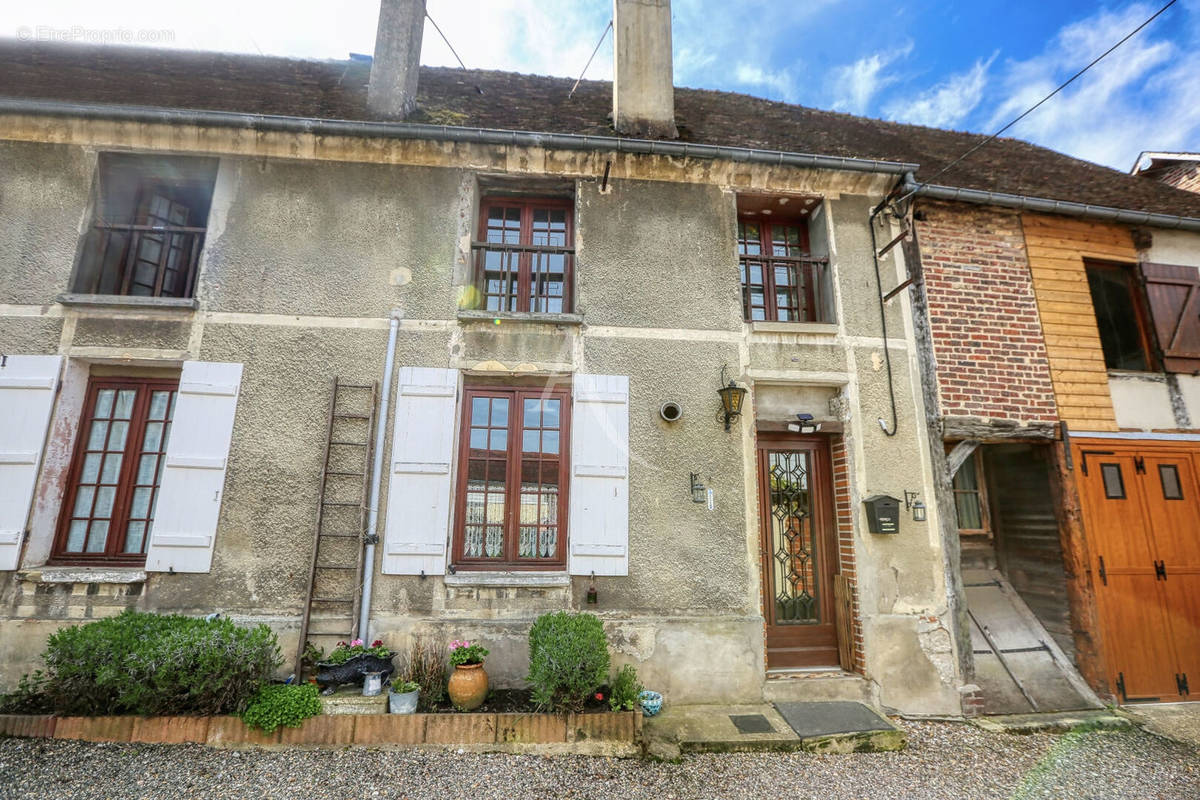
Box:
295, 378, 378, 678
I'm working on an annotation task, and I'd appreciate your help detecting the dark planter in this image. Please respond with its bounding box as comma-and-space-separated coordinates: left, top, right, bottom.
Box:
315, 653, 396, 693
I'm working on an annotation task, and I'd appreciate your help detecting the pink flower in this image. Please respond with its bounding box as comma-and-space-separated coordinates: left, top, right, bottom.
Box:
350, 638, 364, 647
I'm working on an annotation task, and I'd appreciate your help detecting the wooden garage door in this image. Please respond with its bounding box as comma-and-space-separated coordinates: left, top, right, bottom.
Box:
1077, 445, 1200, 701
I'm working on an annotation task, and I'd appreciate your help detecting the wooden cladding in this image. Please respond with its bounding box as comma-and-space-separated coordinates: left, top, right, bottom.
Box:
1021, 214, 1127, 431
1142, 262, 1200, 374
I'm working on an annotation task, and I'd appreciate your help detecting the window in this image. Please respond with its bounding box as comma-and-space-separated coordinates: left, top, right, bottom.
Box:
471, 197, 574, 313
737, 200, 829, 322
1086, 261, 1155, 371
453, 385, 570, 568
72, 153, 218, 299
1160, 464, 1184, 500
952, 449, 991, 536
1101, 463, 1126, 499
53, 377, 177, 563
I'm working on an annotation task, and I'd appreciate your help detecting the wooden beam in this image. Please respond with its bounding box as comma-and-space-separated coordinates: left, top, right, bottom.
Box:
946, 439, 979, 478
942, 416, 1059, 441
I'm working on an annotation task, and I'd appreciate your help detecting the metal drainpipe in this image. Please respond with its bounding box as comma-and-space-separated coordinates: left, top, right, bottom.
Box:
359, 314, 399, 640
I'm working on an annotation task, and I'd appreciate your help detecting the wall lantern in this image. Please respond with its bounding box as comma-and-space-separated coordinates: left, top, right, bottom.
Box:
717, 366, 748, 432
689, 472, 707, 503
904, 490, 927, 522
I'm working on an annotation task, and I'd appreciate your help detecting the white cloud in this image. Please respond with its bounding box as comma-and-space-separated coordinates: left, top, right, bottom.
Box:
982, 3, 1187, 167
733, 63, 796, 102
829, 44, 912, 114
884, 55, 992, 128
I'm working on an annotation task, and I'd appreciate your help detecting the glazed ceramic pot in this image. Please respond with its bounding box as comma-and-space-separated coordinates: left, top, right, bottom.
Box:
447, 663, 488, 710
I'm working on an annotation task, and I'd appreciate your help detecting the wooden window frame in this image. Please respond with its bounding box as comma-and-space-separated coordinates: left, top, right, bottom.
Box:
738, 215, 825, 323
1085, 260, 1159, 372
51, 376, 178, 565
473, 197, 575, 314
951, 448, 992, 538
451, 384, 571, 570
83, 160, 215, 300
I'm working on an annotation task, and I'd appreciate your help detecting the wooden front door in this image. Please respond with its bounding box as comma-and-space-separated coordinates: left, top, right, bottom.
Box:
1077, 445, 1200, 701
757, 435, 839, 669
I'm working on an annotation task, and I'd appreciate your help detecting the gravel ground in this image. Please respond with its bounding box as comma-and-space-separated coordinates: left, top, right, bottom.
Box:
2, 720, 1198, 800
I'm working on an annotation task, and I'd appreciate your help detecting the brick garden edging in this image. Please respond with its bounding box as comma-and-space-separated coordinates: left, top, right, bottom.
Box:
0, 711, 642, 753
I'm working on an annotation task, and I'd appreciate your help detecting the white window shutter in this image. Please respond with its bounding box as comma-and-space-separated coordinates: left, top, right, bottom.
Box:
0, 355, 62, 570
382, 367, 458, 575
145, 361, 243, 573
569, 374, 629, 576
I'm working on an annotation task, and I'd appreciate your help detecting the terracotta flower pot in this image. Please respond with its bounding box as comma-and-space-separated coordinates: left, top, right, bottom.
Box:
447, 663, 488, 711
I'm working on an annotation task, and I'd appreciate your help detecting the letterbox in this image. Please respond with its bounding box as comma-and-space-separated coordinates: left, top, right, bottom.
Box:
864, 494, 901, 534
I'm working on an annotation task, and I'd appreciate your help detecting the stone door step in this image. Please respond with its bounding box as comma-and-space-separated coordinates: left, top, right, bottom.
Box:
971, 709, 1132, 735
642, 702, 905, 757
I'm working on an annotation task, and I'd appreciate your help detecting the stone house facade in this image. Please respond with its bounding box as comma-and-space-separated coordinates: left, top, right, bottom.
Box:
0, 31, 957, 713
4, 1, 1200, 718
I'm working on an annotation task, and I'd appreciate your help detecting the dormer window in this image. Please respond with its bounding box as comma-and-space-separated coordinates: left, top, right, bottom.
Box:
72, 153, 218, 300
737, 195, 830, 323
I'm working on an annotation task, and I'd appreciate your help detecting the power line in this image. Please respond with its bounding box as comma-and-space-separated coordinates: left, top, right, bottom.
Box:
900, 0, 1179, 202
424, 10, 468, 71
424, 9, 482, 94
569, 19, 613, 100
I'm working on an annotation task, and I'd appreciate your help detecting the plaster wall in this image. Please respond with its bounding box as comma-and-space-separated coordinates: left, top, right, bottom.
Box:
1109, 374, 1179, 431
1149, 229, 1200, 268
0, 136, 954, 712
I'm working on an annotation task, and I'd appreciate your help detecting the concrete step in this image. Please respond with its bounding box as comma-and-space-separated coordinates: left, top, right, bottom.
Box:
642, 701, 905, 758
763, 670, 874, 705
971, 709, 1132, 735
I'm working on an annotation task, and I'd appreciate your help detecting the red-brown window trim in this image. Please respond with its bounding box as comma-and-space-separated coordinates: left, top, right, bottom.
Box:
51, 376, 178, 566
452, 384, 571, 570
473, 196, 575, 314
737, 215, 825, 322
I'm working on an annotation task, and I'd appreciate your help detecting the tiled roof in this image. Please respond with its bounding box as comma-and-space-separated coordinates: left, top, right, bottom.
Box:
4, 41, 1200, 219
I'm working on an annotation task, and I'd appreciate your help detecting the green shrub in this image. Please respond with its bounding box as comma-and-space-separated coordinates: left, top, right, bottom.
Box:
526, 611, 610, 712
40, 610, 281, 716
241, 684, 322, 733
608, 664, 643, 712
0, 670, 51, 714
400, 638, 446, 712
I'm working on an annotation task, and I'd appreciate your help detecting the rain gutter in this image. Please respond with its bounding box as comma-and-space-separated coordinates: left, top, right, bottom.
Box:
901, 173, 1200, 233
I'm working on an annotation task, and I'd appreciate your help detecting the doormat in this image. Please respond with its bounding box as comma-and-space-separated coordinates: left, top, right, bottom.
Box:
773, 701, 894, 738
729, 714, 774, 734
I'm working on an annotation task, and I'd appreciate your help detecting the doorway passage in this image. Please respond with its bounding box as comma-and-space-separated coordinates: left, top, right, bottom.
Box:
953, 442, 1101, 714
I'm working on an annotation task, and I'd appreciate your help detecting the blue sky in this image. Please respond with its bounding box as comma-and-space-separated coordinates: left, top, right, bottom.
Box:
4, 1, 1199, 171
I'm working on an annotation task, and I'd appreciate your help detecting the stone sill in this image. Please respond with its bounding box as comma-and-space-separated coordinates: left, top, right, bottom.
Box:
457, 310, 583, 327
749, 321, 839, 335
19, 567, 147, 584
0, 710, 641, 752
58, 293, 199, 312
444, 571, 570, 588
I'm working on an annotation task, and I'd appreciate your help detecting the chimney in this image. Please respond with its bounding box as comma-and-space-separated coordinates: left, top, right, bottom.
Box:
368, 0, 426, 119
612, 0, 678, 138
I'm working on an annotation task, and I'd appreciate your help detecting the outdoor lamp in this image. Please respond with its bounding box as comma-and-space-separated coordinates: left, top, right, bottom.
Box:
717, 367, 748, 432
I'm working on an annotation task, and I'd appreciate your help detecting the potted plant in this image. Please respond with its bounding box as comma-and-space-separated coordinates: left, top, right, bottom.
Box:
388, 680, 420, 714
314, 639, 395, 694
446, 639, 490, 711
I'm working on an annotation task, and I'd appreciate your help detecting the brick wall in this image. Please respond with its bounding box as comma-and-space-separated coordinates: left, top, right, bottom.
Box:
831, 435, 864, 673
916, 200, 1058, 423
1154, 162, 1200, 194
